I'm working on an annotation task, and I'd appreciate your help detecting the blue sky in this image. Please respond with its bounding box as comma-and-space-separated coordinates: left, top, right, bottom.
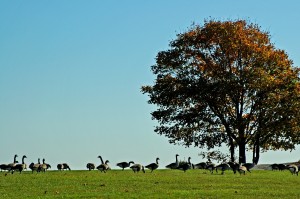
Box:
1, 0, 300, 170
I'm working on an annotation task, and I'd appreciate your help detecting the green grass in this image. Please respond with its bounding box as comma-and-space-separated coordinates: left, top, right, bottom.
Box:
0, 169, 299, 198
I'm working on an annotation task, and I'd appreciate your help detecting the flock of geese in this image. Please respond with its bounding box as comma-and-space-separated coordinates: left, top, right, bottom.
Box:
0, 154, 299, 176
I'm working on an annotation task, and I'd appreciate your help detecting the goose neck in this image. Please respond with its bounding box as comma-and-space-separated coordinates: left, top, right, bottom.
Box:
22, 156, 26, 164
14, 155, 17, 163
98, 156, 104, 164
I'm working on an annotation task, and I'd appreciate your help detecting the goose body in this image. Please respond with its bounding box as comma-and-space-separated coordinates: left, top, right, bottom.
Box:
86, 163, 96, 171
116, 161, 134, 170
130, 164, 145, 173
29, 163, 39, 173
166, 154, 179, 169
270, 163, 279, 171
12, 155, 27, 174
238, 165, 247, 175
39, 158, 51, 172
29, 158, 41, 173
97, 160, 110, 173
287, 164, 299, 176
57, 164, 63, 171
7, 154, 18, 171
63, 163, 71, 170
207, 164, 216, 174
215, 163, 231, 175
177, 157, 192, 172
242, 163, 256, 173
194, 162, 207, 170
0, 155, 18, 172
38, 165, 47, 172
278, 164, 286, 171
228, 162, 239, 174
0, 164, 10, 171
97, 156, 109, 173
145, 158, 159, 172
57, 163, 71, 171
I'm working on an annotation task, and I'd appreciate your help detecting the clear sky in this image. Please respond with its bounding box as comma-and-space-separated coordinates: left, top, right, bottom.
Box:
1, 0, 300, 170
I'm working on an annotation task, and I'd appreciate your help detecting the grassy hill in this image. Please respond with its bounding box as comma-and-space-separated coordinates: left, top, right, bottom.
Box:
0, 169, 299, 198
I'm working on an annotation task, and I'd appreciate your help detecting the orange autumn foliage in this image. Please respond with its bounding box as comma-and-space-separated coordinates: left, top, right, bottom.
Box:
142, 19, 300, 163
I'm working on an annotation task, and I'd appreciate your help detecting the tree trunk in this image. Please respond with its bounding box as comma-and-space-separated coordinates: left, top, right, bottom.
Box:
229, 137, 235, 162
254, 144, 260, 164
252, 133, 260, 164
252, 143, 256, 164
238, 139, 246, 164
254, 135, 260, 164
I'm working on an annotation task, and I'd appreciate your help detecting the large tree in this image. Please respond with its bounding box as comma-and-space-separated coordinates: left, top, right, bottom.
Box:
142, 19, 300, 164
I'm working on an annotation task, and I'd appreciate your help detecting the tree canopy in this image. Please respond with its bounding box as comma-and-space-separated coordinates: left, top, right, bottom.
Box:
142, 19, 300, 164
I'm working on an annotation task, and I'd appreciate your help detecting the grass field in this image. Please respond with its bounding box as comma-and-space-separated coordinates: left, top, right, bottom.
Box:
0, 169, 299, 198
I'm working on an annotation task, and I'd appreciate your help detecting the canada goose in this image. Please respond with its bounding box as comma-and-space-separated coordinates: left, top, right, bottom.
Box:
177, 157, 192, 172
0, 164, 10, 171
63, 163, 71, 170
130, 164, 145, 173
39, 159, 51, 172
86, 163, 96, 171
145, 158, 159, 173
287, 164, 299, 176
194, 162, 207, 170
12, 155, 27, 174
215, 163, 231, 175
97, 160, 110, 173
29, 163, 38, 173
29, 158, 41, 173
278, 164, 286, 171
270, 163, 279, 171
96, 156, 109, 173
206, 161, 216, 174
0, 155, 18, 172
57, 164, 64, 171
57, 163, 71, 171
116, 161, 135, 170
242, 163, 256, 173
238, 165, 247, 175
7, 154, 18, 171
166, 154, 179, 169
228, 162, 239, 174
